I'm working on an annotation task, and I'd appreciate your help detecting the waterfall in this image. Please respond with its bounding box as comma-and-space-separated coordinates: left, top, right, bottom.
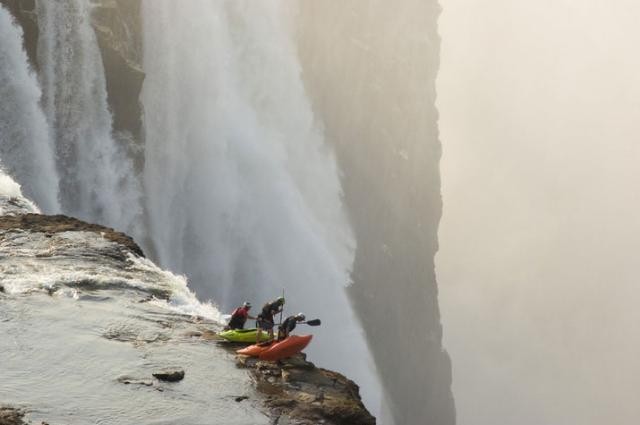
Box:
0, 5, 59, 213
35, 0, 141, 233
141, 0, 382, 415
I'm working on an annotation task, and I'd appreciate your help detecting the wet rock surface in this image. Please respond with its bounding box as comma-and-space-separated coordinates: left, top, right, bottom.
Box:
117, 375, 154, 387
0, 210, 376, 424
236, 354, 376, 425
152, 369, 185, 382
0, 406, 26, 425
0, 213, 144, 257
91, 0, 145, 152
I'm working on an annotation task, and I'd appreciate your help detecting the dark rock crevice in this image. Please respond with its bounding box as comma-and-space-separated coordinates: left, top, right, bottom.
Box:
90, 0, 145, 161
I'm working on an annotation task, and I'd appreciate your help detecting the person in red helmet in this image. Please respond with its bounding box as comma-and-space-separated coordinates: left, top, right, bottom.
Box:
225, 301, 255, 330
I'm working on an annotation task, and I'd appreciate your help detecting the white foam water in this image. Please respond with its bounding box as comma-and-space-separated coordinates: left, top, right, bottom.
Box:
1, 0, 382, 415
0, 228, 221, 323
35, 0, 141, 235
0, 168, 40, 215
141, 0, 382, 415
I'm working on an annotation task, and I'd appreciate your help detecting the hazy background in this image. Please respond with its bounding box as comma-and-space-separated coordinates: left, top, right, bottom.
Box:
292, 2, 453, 424
437, 1, 640, 424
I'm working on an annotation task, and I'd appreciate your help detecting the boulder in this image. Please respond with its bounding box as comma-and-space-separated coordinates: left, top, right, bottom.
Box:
152, 369, 185, 382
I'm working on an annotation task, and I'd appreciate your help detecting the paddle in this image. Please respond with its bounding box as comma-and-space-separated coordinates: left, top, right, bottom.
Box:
274, 318, 321, 328
278, 288, 285, 327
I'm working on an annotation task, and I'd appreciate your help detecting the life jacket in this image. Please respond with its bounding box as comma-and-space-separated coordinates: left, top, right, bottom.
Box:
260, 301, 281, 322
277, 315, 298, 340
228, 306, 249, 329
232, 307, 249, 319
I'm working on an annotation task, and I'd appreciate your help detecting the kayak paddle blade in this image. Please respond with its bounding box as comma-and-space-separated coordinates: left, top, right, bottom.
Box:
304, 319, 321, 326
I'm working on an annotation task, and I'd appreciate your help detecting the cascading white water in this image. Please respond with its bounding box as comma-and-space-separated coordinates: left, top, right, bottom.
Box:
0, 5, 59, 213
141, 0, 382, 416
35, 0, 141, 234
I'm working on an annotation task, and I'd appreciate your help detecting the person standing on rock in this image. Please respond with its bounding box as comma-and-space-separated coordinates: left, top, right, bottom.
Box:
225, 301, 255, 330
277, 313, 305, 340
256, 296, 285, 342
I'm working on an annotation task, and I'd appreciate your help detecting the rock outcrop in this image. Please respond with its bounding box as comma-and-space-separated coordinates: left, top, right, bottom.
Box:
0, 213, 144, 257
152, 369, 185, 382
0, 205, 375, 423
0, 407, 24, 425
236, 353, 376, 425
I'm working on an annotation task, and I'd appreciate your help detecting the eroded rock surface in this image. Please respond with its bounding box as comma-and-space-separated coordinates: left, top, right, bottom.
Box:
236, 354, 376, 425
0, 213, 144, 257
0, 406, 26, 425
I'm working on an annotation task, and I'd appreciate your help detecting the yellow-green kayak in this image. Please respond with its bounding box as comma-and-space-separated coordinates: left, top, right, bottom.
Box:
218, 328, 272, 343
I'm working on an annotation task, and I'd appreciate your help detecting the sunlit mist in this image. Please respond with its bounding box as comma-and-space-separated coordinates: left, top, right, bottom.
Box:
437, 1, 640, 424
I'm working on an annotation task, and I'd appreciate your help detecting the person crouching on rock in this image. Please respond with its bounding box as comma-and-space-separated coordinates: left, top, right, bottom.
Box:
277, 313, 305, 341
256, 296, 285, 342
225, 301, 255, 330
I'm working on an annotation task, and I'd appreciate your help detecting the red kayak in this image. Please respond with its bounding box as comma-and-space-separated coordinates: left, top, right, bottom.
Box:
237, 342, 271, 357
236, 335, 313, 361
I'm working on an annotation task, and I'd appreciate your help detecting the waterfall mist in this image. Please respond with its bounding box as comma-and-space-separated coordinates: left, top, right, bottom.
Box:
0, 5, 59, 213
141, 0, 382, 415
36, 0, 141, 234
438, 1, 640, 424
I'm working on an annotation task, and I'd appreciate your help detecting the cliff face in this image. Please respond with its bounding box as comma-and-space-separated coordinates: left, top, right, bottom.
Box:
2, 2, 454, 422
0, 0, 37, 67
90, 0, 144, 153
292, 2, 455, 424
0, 188, 374, 424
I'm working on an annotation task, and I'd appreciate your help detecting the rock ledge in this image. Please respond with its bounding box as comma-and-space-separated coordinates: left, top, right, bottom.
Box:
236, 354, 376, 425
0, 213, 144, 257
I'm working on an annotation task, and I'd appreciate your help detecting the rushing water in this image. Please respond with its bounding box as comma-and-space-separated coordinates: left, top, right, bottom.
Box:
141, 0, 382, 415
0, 6, 59, 213
36, 0, 142, 235
0, 172, 269, 425
0, 0, 383, 419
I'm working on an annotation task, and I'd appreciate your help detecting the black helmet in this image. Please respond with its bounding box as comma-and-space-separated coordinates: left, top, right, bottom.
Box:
295, 313, 305, 321
243, 301, 252, 308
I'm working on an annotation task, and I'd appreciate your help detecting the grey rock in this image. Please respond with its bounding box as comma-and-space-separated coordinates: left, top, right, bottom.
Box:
152, 369, 185, 382
0, 406, 26, 425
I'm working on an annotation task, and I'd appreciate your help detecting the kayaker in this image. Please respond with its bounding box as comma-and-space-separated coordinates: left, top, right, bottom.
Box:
256, 296, 285, 341
225, 301, 255, 330
277, 313, 305, 341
